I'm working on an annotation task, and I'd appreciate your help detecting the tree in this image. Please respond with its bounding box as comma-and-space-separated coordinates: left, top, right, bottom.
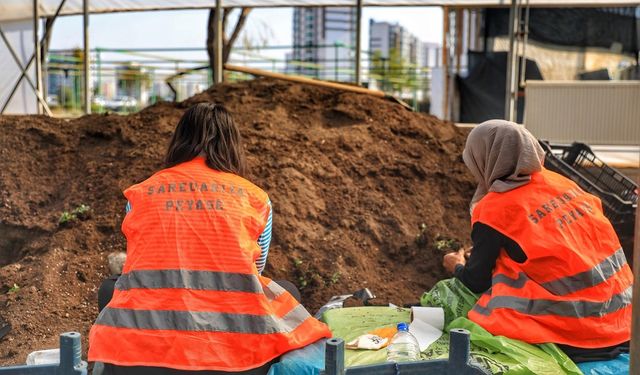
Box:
206, 7, 252, 75
370, 48, 419, 93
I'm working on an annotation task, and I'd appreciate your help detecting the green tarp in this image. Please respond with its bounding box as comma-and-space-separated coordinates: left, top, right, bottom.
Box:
323, 278, 583, 374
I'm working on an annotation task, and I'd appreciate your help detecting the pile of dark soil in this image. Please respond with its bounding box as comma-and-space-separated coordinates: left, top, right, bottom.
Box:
0, 78, 476, 365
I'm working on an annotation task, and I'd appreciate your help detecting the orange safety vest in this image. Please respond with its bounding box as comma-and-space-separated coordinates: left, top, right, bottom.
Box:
89, 157, 332, 371
468, 169, 632, 348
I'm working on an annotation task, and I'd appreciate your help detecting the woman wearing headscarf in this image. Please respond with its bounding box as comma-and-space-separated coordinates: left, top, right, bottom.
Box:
443, 120, 632, 363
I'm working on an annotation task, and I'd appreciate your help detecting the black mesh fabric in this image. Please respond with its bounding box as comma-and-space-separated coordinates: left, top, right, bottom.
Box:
458, 52, 543, 123
485, 8, 639, 55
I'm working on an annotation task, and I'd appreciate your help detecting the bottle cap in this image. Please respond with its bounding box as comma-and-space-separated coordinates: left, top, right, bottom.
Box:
397, 322, 409, 331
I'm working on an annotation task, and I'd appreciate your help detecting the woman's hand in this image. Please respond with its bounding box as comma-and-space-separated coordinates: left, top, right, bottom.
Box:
443, 249, 466, 274
464, 247, 473, 259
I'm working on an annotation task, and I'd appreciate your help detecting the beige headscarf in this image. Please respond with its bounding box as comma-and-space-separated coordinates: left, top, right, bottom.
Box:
462, 120, 545, 209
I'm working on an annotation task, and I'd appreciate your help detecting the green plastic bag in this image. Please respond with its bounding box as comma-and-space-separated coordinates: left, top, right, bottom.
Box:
420, 277, 480, 326
420, 279, 582, 375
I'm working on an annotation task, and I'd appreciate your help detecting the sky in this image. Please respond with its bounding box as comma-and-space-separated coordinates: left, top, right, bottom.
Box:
48, 7, 443, 63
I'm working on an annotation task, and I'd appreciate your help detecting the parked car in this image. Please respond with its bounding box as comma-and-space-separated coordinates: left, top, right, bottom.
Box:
106, 96, 138, 111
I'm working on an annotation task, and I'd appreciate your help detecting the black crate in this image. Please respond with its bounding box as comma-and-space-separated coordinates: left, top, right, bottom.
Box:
539, 141, 637, 225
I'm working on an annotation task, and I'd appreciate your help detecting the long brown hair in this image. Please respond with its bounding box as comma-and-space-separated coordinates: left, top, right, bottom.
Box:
165, 103, 246, 176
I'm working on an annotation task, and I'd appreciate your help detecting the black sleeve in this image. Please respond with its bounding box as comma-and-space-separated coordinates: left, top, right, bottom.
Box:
454, 222, 527, 293
454, 223, 503, 293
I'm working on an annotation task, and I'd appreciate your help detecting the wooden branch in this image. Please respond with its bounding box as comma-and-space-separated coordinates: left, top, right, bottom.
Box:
206, 8, 217, 71
223, 7, 251, 63
222, 8, 230, 45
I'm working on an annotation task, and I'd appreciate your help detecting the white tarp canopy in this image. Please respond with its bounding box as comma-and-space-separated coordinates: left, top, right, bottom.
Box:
1, 0, 638, 22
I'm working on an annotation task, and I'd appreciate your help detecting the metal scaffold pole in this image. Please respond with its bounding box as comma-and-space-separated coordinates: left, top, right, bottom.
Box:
630, 200, 640, 374
33, 0, 43, 114
504, 0, 519, 122
442, 6, 449, 121
83, 0, 91, 114
355, 0, 362, 85
213, 0, 223, 84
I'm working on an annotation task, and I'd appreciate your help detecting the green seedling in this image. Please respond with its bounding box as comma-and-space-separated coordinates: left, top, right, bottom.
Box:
294, 259, 303, 267
330, 272, 341, 284
298, 276, 308, 289
434, 237, 462, 252
8, 283, 20, 294
59, 211, 78, 225
72, 204, 91, 220
59, 204, 92, 226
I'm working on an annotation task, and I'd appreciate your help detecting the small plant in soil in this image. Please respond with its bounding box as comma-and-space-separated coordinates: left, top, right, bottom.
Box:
415, 222, 429, 247
330, 272, 341, 284
298, 276, 308, 289
58, 204, 92, 226
7, 284, 20, 294
434, 236, 462, 252
59, 211, 77, 226
73, 204, 91, 220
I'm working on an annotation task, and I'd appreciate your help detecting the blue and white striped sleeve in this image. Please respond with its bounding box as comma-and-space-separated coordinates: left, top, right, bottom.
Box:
255, 200, 272, 275
125, 201, 132, 213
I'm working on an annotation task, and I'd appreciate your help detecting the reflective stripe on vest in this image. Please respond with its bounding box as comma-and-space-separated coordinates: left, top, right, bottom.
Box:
97, 304, 311, 334
115, 270, 286, 301
264, 280, 287, 300
491, 248, 627, 296
473, 286, 632, 318
115, 270, 263, 293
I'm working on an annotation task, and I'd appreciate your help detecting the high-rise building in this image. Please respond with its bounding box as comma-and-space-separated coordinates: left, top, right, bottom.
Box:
421, 42, 442, 68
292, 7, 356, 81
369, 20, 423, 66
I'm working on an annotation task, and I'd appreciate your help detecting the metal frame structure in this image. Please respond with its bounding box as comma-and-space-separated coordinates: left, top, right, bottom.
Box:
83, 0, 90, 113
322, 329, 489, 375
0, 0, 635, 118
632, 202, 640, 375
504, 0, 531, 122
0, 0, 84, 115
0, 0, 59, 115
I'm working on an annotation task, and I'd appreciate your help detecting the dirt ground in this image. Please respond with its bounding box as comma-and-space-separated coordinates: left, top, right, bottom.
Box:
0, 79, 477, 365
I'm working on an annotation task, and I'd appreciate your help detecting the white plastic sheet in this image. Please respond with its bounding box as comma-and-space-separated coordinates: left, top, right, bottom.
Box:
0, 19, 38, 114
1, 0, 638, 22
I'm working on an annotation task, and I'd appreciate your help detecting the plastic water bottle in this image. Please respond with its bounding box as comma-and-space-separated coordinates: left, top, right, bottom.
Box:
386, 322, 420, 362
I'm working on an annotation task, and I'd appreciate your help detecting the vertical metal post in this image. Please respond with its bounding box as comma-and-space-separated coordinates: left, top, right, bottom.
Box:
455, 9, 463, 74
448, 329, 471, 372
504, 0, 519, 122
442, 6, 449, 120
325, 338, 345, 375
630, 199, 640, 375
33, 0, 43, 114
466, 9, 472, 52
355, 0, 362, 85
519, 0, 530, 87
83, 0, 90, 114
96, 48, 102, 97
58, 332, 85, 373
334, 42, 339, 81
213, 0, 223, 84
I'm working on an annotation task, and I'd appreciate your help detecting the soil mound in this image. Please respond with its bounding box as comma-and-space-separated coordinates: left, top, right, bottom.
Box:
0, 78, 475, 364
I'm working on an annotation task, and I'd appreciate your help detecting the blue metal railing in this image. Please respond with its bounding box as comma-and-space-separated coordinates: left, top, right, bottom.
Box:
0, 332, 87, 375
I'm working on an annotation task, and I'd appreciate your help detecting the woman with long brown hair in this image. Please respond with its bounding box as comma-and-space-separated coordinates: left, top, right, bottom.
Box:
89, 103, 331, 375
